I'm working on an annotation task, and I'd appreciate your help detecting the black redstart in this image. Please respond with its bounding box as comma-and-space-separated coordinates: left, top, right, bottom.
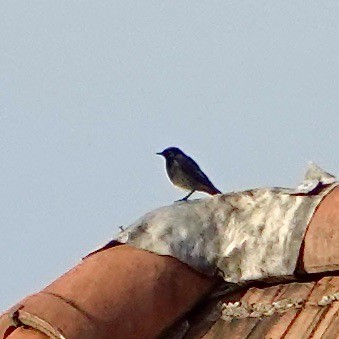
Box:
157, 147, 221, 201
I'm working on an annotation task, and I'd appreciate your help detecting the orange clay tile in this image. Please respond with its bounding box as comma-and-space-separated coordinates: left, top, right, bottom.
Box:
1, 245, 217, 339
302, 186, 339, 273
200, 277, 339, 339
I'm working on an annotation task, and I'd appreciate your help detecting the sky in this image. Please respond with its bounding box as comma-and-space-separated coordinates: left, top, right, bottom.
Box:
1, 1, 338, 311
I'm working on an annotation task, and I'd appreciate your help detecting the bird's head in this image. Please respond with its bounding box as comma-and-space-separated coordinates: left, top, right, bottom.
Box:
156, 147, 183, 159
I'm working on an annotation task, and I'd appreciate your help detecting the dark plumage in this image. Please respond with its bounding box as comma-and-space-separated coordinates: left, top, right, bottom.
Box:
157, 147, 221, 201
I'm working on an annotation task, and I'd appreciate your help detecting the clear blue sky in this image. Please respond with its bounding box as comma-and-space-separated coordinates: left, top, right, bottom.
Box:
1, 1, 338, 311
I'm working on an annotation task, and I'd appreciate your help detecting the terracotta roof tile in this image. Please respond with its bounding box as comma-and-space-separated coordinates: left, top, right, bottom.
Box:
201, 277, 339, 339
303, 186, 339, 273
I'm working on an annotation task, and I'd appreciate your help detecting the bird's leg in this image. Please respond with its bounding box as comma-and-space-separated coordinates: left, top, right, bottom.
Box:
179, 190, 195, 201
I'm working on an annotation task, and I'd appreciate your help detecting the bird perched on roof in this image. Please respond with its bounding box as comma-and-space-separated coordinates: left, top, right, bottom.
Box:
157, 147, 221, 201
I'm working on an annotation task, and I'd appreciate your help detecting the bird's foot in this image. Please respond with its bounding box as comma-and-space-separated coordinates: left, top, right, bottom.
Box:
175, 197, 188, 202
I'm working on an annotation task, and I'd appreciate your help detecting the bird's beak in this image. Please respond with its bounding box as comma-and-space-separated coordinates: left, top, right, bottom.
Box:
156, 152, 163, 156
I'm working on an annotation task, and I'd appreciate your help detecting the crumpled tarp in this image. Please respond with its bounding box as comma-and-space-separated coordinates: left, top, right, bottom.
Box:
102, 163, 337, 283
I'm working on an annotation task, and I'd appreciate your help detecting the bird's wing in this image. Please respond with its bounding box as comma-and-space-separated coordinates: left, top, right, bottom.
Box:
177, 154, 215, 188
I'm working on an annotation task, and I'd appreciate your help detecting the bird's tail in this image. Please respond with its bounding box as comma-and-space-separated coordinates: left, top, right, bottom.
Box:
204, 185, 222, 195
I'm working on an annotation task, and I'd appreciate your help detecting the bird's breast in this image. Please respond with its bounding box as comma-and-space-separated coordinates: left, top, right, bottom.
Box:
166, 159, 193, 190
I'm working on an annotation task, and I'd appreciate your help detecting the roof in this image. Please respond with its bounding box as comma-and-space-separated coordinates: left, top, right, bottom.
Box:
175, 185, 339, 338
183, 277, 339, 338
1, 186, 338, 339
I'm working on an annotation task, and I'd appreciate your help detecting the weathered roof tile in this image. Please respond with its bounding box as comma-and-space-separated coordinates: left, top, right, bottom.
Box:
200, 277, 339, 339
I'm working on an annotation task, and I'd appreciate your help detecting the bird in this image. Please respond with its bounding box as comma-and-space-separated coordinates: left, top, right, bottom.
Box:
157, 147, 221, 201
